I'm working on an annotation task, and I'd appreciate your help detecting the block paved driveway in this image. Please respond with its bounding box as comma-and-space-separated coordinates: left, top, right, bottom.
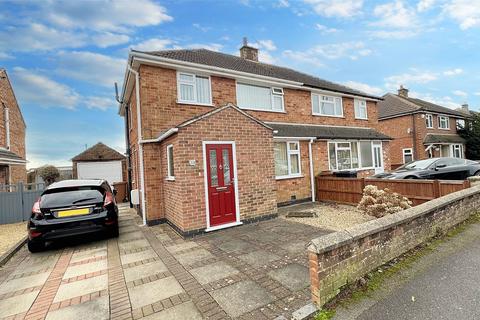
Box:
0, 205, 330, 320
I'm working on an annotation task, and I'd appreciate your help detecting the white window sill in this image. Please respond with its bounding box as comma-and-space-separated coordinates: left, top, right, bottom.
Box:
312, 113, 344, 118
275, 174, 304, 180
177, 101, 214, 107
355, 117, 369, 121
426, 127, 434, 129
330, 167, 375, 172
239, 107, 286, 113
166, 177, 175, 181
438, 127, 450, 130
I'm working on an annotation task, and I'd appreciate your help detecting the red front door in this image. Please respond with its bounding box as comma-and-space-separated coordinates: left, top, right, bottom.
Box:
206, 144, 237, 227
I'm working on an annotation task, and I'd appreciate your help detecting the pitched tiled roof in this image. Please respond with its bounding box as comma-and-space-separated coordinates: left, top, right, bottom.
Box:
424, 134, 466, 144
72, 142, 125, 162
134, 49, 381, 100
268, 122, 391, 140
378, 93, 467, 119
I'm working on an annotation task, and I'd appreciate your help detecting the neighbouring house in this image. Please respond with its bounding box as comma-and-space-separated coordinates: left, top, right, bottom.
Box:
118, 42, 390, 235
0, 68, 27, 186
72, 142, 126, 185
378, 86, 468, 169
27, 166, 73, 185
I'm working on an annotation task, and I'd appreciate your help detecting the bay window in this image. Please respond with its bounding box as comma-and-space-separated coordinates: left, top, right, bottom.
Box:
354, 99, 368, 119
237, 83, 284, 112
328, 141, 382, 171
312, 94, 343, 117
177, 72, 211, 105
274, 141, 301, 178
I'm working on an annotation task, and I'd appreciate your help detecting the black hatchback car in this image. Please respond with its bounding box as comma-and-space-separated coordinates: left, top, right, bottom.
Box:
373, 157, 480, 180
27, 179, 119, 252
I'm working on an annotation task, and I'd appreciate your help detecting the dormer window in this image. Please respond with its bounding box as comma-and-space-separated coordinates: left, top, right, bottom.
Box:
177, 72, 212, 105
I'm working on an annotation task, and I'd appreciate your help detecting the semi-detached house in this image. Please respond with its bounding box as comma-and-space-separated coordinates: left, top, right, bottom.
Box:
118, 43, 391, 236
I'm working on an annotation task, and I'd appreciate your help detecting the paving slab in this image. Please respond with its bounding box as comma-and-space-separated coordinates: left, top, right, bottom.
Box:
0, 271, 50, 294
46, 296, 109, 320
128, 276, 184, 310
123, 260, 168, 283
154, 233, 172, 242
118, 239, 150, 251
268, 263, 310, 291
281, 241, 309, 255
70, 248, 107, 264
176, 248, 214, 266
165, 241, 198, 254
120, 249, 157, 265
143, 301, 202, 320
238, 250, 281, 268
0, 290, 39, 318
54, 274, 108, 302
63, 259, 108, 279
216, 238, 251, 253
118, 231, 144, 242
119, 225, 137, 233
13, 257, 57, 275
190, 261, 239, 285
211, 280, 274, 317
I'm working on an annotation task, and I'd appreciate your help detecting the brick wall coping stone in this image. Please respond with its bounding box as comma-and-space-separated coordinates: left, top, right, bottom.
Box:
308, 184, 480, 254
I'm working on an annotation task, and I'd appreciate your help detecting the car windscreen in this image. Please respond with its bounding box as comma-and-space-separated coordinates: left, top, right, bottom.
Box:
398, 158, 438, 170
41, 187, 104, 208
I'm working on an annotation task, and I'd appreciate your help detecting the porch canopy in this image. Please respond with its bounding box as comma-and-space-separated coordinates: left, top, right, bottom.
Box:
423, 134, 466, 144
268, 122, 391, 140
0, 149, 26, 165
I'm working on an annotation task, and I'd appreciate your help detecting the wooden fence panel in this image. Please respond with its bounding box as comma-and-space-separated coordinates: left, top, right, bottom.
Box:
316, 177, 471, 206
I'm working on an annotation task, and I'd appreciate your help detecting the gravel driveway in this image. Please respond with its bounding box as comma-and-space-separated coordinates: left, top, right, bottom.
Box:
0, 221, 26, 256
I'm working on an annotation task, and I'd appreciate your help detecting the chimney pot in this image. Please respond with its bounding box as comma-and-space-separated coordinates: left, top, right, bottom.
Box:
239, 37, 259, 62
398, 85, 409, 98
461, 103, 469, 112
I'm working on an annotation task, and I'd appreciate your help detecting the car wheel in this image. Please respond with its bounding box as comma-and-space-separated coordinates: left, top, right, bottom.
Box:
27, 240, 45, 253
475, 170, 480, 176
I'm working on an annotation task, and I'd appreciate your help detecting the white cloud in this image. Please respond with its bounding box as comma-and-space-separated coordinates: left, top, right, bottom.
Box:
304, 0, 363, 18
409, 91, 462, 109
132, 38, 174, 51
443, 68, 463, 76
443, 0, 480, 30
180, 43, 224, 52
193, 23, 211, 32
372, 1, 418, 29
315, 24, 339, 33
56, 51, 124, 87
276, 0, 290, 8
369, 30, 417, 39
283, 50, 325, 67
256, 40, 277, 51
84, 96, 116, 111
417, 0, 436, 12
475, 92, 480, 96
344, 81, 384, 95
11, 67, 79, 109
43, 0, 173, 32
385, 69, 438, 90
453, 90, 468, 97
0, 52, 13, 59
258, 51, 277, 64
91, 32, 130, 48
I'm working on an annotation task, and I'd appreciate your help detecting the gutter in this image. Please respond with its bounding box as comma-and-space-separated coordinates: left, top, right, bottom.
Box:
140, 128, 179, 144
127, 66, 147, 226
309, 139, 316, 202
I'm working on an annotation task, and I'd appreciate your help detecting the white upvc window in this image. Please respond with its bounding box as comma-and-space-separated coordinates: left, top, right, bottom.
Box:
312, 94, 343, 117
236, 83, 284, 112
438, 115, 450, 129
274, 141, 301, 179
403, 148, 413, 163
354, 99, 368, 119
177, 72, 212, 105
328, 141, 381, 171
452, 144, 463, 158
425, 114, 433, 128
166, 145, 175, 180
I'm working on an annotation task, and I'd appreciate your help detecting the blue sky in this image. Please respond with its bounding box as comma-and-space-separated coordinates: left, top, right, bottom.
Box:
0, 0, 479, 168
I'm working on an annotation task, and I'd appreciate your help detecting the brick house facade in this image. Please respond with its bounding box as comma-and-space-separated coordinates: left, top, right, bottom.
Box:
378, 87, 467, 168
0, 69, 27, 185
119, 45, 390, 235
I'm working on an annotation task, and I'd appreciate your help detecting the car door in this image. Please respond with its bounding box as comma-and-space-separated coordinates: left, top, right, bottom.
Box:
430, 158, 463, 180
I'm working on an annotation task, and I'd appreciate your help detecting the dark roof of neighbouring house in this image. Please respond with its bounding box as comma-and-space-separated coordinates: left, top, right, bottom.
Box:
378, 93, 467, 120
268, 122, 391, 140
0, 148, 26, 163
423, 134, 466, 144
134, 49, 381, 100
72, 142, 125, 162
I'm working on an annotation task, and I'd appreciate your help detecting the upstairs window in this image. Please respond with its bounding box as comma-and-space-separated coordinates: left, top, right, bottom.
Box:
425, 114, 433, 128
312, 94, 343, 117
354, 99, 367, 119
438, 116, 450, 129
236, 83, 284, 112
177, 72, 211, 105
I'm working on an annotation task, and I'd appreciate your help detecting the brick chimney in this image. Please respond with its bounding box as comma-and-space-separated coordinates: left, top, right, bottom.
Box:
461, 103, 469, 113
239, 37, 258, 62
398, 85, 409, 98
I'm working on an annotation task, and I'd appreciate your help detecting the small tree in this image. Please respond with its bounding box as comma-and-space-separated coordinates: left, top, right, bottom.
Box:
37, 165, 60, 186
458, 112, 480, 160
358, 185, 412, 218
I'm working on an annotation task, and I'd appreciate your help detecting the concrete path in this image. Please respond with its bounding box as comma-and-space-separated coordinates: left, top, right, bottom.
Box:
0, 204, 329, 320
333, 222, 480, 320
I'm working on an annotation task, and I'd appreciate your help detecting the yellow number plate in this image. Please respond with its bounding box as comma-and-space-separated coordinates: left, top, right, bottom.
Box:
57, 208, 90, 217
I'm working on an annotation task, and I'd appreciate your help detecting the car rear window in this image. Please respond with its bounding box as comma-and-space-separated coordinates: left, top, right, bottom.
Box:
41, 187, 104, 208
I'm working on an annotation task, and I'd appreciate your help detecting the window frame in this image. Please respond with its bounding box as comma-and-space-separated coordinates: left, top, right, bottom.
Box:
328, 141, 378, 171
402, 148, 414, 164
235, 82, 285, 113
354, 98, 368, 120
274, 140, 302, 180
425, 114, 433, 128
452, 144, 463, 158
176, 71, 213, 106
311, 93, 343, 118
438, 115, 450, 130
166, 144, 175, 181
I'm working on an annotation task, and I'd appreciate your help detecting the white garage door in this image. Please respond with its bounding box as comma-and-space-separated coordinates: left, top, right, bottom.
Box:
77, 161, 123, 184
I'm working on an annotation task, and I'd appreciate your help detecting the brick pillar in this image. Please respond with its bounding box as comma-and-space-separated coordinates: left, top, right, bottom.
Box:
308, 250, 320, 306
